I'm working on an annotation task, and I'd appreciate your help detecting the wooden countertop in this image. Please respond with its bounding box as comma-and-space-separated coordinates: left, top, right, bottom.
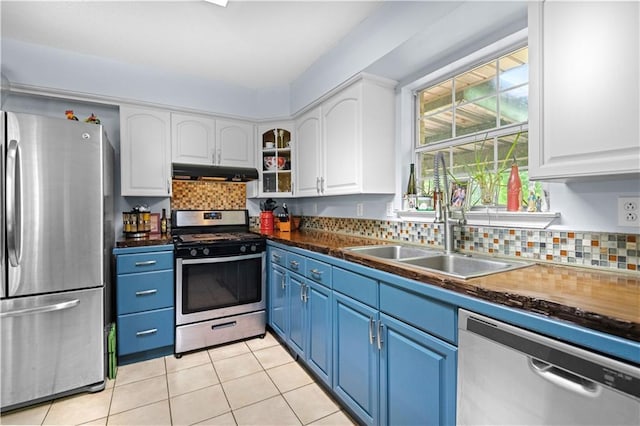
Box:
262, 229, 640, 342
115, 234, 173, 248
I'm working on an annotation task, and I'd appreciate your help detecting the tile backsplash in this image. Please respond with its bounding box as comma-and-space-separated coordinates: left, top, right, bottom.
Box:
259, 215, 639, 274
171, 181, 246, 210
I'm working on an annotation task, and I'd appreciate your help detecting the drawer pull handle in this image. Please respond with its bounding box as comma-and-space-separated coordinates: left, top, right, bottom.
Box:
272, 253, 281, 261
135, 260, 157, 267
290, 260, 299, 269
310, 268, 323, 278
135, 289, 158, 296
136, 328, 158, 337
211, 321, 237, 330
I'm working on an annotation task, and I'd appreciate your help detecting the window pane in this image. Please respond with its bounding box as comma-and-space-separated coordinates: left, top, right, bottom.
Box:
500, 85, 528, 125
497, 131, 528, 171
452, 140, 495, 178
417, 151, 436, 194
420, 80, 453, 145
455, 63, 497, 103
456, 96, 497, 136
499, 47, 528, 90
421, 109, 453, 145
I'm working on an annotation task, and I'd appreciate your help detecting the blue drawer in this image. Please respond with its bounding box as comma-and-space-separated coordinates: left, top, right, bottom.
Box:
117, 270, 174, 315
306, 258, 332, 287
286, 252, 306, 274
117, 251, 173, 274
332, 267, 378, 308
380, 282, 456, 344
269, 248, 287, 267
117, 307, 174, 356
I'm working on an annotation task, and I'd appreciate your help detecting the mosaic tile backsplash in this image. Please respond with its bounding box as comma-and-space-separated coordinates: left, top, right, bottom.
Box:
171, 181, 246, 210
256, 215, 639, 274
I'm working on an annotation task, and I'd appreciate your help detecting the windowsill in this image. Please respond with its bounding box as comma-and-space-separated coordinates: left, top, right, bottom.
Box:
396, 207, 560, 229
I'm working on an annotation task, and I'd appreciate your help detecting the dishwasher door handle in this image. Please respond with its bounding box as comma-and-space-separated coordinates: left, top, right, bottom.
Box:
529, 358, 601, 398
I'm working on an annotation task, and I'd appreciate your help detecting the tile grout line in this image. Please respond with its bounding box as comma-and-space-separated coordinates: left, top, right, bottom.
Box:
206, 343, 237, 425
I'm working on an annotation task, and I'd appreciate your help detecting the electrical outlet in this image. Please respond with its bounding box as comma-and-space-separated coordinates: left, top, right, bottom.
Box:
617, 196, 640, 227
386, 202, 394, 217
356, 203, 364, 217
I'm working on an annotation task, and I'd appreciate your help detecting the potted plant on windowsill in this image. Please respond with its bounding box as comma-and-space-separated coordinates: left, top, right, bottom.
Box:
465, 132, 521, 207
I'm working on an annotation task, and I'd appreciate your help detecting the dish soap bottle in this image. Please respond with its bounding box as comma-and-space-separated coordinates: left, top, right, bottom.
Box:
507, 160, 522, 212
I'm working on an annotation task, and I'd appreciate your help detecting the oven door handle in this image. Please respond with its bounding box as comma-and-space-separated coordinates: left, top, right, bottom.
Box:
179, 252, 264, 264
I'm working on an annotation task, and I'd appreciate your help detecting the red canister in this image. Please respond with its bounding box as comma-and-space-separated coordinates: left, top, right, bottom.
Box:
260, 211, 274, 233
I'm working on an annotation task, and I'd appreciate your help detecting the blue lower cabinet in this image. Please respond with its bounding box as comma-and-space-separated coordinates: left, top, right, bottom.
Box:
379, 313, 457, 426
288, 272, 306, 358
306, 280, 332, 385
269, 264, 287, 340
118, 308, 175, 355
332, 291, 379, 425
113, 245, 175, 364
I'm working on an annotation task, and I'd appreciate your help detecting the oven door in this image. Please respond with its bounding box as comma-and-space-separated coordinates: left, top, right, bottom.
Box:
176, 252, 265, 325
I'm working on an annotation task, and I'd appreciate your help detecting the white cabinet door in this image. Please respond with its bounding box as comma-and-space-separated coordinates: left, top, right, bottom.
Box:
322, 84, 362, 196
171, 113, 215, 165
528, 1, 640, 180
295, 108, 323, 196
216, 119, 255, 168
120, 105, 171, 197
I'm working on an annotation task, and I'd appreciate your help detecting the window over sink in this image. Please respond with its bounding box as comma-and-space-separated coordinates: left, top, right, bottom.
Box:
413, 46, 542, 208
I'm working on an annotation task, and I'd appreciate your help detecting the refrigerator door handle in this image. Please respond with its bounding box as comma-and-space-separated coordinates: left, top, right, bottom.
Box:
0, 299, 80, 318
6, 139, 22, 267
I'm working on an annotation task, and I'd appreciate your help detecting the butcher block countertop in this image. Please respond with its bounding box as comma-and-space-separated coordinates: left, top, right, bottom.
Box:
262, 229, 640, 343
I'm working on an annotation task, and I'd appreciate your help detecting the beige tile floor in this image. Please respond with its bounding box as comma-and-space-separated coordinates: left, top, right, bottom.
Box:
0, 332, 356, 426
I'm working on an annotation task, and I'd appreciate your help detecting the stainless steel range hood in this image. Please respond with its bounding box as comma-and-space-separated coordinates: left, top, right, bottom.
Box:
172, 163, 259, 182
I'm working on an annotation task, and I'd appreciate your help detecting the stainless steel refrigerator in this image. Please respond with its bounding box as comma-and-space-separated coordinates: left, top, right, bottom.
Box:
1, 111, 114, 411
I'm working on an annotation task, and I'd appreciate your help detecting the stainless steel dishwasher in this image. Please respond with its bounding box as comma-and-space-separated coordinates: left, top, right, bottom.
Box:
457, 309, 640, 425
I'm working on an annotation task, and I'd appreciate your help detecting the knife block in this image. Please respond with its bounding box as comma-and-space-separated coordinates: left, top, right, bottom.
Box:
278, 217, 291, 232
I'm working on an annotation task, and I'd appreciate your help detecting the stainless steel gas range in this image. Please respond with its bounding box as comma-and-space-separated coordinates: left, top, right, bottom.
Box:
171, 209, 266, 356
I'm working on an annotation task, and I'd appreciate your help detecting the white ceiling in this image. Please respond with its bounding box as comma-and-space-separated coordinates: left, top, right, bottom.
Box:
1, 0, 383, 90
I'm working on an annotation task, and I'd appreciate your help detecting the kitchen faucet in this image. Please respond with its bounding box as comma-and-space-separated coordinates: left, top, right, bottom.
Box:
433, 152, 466, 254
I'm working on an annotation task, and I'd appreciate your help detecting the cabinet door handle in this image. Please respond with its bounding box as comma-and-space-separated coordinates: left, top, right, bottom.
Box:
303, 284, 309, 303
377, 320, 384, 350
136, 328, 158, 337
281, 276, 286, 289
135, 289, 158, 296
316, 177, 320, 194
300, 283, 305, 302
167, 179, 171, 195
368, 317, 375, 345
289, 260, 299, 270
134, 260, 157, 267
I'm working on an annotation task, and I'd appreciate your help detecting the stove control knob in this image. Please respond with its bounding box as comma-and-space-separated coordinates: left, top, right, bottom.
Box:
190, 249, 198, 257
240, 245, 247, 253
250, 245, 257, 252
202, 248, 210, 256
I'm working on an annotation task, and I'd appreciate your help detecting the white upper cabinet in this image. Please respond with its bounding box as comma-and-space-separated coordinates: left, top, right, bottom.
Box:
528, 1, 640, 180
171, 114, 254, 168
120, 105, 172, 197
216, 119, 255, 168
295, 109, 322, 197
258, 122, 294, 197
295, 76, 396, 197
171, 113, 216, 165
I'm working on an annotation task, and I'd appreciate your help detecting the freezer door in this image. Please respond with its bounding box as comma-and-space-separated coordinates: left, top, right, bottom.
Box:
0, 287, 104, 410
5, 112, 104, 297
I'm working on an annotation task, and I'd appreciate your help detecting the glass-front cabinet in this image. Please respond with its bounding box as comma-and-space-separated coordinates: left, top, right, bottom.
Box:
258, 122, 294, 196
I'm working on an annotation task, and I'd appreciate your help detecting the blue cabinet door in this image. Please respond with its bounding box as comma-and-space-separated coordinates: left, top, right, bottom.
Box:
288, 272, 306, 358
379, 313, 457, 426
333, 291, 378, 425
269, 264, 288, 340
306, 279, 332, 386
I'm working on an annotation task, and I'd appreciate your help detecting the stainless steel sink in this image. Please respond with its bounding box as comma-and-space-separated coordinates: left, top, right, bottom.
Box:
344, 245, 441, 260
398, 254, 532, 279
